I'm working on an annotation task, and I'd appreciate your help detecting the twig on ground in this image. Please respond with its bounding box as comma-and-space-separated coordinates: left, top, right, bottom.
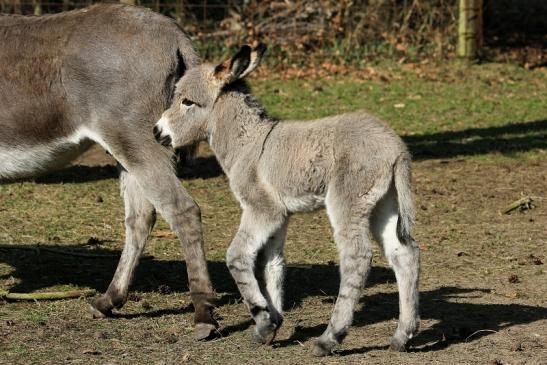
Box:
502, 196, 535, 214
465, 329, 498, 342
0, 289, 96, 301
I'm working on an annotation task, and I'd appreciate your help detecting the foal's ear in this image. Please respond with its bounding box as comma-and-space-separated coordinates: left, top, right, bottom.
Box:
214, 44, 267, 84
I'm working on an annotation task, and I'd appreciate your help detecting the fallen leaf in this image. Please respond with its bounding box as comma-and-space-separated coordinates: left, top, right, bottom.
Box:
153, 230, 176, 238
82, 349, 101, 355
181, 352, 191, 362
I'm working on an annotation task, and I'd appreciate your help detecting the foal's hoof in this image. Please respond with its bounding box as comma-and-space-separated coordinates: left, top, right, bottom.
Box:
389, 336, 407, 352
251, 328, 277, 345
312, 339, 335, 357
194, 323, 218, 341
251, 323, 278, 345
88, 298, 112, 319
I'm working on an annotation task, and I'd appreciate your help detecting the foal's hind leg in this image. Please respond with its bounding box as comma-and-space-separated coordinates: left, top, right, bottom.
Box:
313, 195, 375, 356
371, 187, 420, 351
226, 208, 286, 345
90, 168, 156, 317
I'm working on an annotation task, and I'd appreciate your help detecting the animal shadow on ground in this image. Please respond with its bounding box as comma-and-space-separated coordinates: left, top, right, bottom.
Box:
407, 119, 547, 160
23, 154, 223, 184
1, 244, 546, 354
3, 118, 545, 184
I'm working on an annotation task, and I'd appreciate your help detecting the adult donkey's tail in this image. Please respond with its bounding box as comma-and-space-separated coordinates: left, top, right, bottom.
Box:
175, 28, 200, 69
394, 152, 415, 243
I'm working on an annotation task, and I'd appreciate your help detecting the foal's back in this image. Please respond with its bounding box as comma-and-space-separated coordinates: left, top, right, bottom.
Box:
258, 112, 408, 203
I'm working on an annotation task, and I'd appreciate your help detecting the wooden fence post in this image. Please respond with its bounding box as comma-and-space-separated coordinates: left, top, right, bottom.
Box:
458, 0, 483, 59
32, 0, 42, 16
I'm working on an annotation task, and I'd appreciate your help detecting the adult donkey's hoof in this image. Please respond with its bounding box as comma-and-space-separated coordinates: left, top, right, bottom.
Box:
88, 297, 113, 319
194, 323, 218, 341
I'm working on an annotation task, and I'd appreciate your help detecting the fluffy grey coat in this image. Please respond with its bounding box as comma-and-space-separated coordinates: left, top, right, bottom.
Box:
155, 45, 421, 355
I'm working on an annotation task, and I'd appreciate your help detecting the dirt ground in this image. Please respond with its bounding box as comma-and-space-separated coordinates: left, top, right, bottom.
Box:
1, 142, 546, 365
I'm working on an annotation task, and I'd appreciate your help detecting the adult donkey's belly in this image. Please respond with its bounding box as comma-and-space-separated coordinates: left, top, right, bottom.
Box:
0, 11, 82, 180
0, 137, 94, 180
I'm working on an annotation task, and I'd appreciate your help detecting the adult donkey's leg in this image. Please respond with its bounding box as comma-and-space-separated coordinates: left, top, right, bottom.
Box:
90, 168, 156, 317
96, 136, 217, 340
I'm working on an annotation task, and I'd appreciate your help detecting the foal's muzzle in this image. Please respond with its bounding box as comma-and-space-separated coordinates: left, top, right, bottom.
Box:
153, 125, 172, 147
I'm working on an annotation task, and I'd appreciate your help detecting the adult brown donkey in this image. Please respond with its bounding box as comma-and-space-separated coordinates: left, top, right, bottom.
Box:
0, 4, 218, 340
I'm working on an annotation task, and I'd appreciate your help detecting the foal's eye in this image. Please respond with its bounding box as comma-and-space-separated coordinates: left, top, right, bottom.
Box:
182, 98, 195, 107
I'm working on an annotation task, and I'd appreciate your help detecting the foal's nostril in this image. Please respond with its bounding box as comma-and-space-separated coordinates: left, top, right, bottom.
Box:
153, 125, 161, 139
160, 134, 172, 147
153, 124, 172, 147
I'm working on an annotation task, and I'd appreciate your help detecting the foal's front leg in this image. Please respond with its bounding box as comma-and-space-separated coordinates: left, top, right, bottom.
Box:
226, 209, 286, 344
257, 221, 288, 328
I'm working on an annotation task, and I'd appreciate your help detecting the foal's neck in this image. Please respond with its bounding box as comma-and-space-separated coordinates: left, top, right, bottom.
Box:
209, 91, 276, 175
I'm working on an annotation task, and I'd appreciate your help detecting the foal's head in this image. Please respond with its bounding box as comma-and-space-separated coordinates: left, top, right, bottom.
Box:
154, 44, 267, 150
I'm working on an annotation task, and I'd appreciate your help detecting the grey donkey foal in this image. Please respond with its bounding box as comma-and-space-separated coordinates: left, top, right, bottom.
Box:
155, 45, 420, 356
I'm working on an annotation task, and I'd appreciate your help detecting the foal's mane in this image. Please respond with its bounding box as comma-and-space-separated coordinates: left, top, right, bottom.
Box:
221, 80, 276, 123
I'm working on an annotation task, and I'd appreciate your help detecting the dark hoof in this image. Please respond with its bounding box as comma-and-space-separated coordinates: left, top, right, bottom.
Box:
88, 303, 111, 319
194, 323, 218, 341
312, 339, 335, 357
88, 297, 113, 319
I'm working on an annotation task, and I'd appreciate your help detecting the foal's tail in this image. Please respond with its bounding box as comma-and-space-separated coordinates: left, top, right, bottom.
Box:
393, 152, 415, 244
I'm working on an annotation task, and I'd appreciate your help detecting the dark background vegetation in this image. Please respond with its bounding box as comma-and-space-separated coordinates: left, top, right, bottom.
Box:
1, 0, 545, 68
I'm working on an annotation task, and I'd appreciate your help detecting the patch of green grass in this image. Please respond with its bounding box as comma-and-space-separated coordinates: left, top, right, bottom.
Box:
20, 308, 49, 324
252, 62, 546, 161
